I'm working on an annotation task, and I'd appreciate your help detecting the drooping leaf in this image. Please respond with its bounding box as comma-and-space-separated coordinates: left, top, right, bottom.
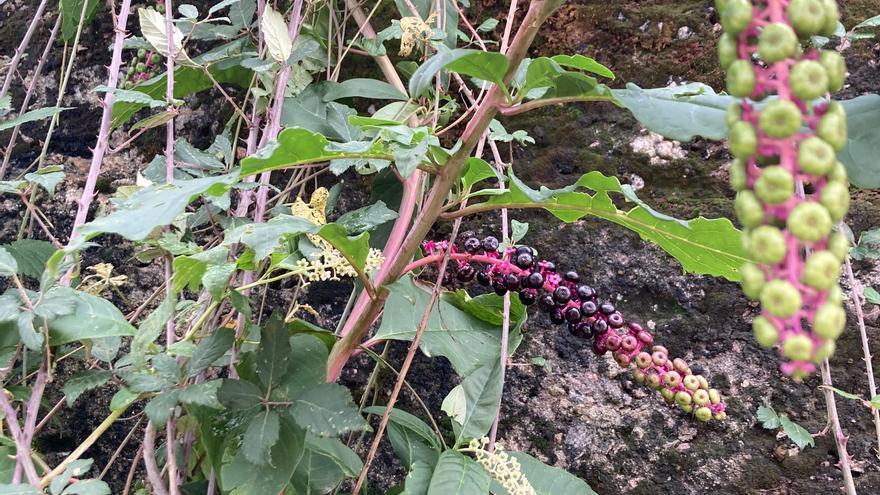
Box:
472, 170, 746, 281
318, 223, 370, 270
261, 6, 292, 62
223, 214, 317, 261
335, 201, 399, 234
130, 295, 176, 366
63, 370, 112, 406
364, 406, 442, 468
490, 452, 597, 495
220, 418, 306, 495
49, 290, 136, 345
779, 415, 815, 449
0, 247, 18, 277
290, 435, 363, 494
188, 327, 235, 377
290, 383, 367, 436
551, 54, 615, 79
242, 410, 281, 465
138, 7, 185, 58
94, 85, 166, 109
410, 49, 508, 98
323, 78, 408, 101
426, 451, 490, 494
144, 389, 182, 424
59, 0, 100, 42
24, 166, 65, 195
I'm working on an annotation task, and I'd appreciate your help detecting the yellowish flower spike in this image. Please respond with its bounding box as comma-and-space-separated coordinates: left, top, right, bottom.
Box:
466, 437, 536, 495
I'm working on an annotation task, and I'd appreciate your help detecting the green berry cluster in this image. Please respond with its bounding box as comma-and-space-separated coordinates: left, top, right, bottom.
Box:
121, 47, 163, 89
719, 0, 850, 378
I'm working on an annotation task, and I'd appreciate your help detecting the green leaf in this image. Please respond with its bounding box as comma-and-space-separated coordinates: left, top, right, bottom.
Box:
410, 49, 508, 98
865, 287, 880, 305
551, 54, 615, 79
0, 247, 18, 277
323, 78, 408, 101
139, 7, 185, 59
224, 215, 317, 261
290, 383, 367, 436
474, 170, 746, 281
0, 484, 41, 495
109, 387, 139, 412
94, 85, 166, 109
335, 201, 398, 235
820, 385, 862, 401
218, 379, 263, 409
426, 451, 490, 494
49, 289, 136, 345
291, 435, 364, 494
220, 418, 306, 495
756, 405, 781, 429
74, 174, 236, 245
144, 389, 182, 424
779, 415, 815, 449
837, 94, 880, 188
63, 370, 112, 406
242, 410, 281, 465
0, 240, 54, 279
179, 380, 223, 409
50, 459, 94, 495
460, 157, 499, 192
202, 262, 236, 300
130, 295, 176, 367
59, 0, 100, 42
256, 314, 291, 389
871, 394, 880, 410
364, 406, 442, 467
510, 220, 528, 244
404, 460, 434, 495
491, 452, 597, 495
188, 327, 235, 377
17, 311, 40, 350
172, 256, 207, 293
444, 360, 504, 441
0, 107, 71, 131
25, 167, 65, 195
240, 127, 391, 176
273, 334, 329, 401
318, 223, 371, 271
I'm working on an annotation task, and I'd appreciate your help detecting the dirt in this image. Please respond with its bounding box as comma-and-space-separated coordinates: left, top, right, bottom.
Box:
1, 0, 880, 494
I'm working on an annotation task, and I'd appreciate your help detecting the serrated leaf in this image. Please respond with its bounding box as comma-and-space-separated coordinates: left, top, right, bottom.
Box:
139, 8, 185, 58
24, 167, 65, 195
273, 334, 328, 401
473, 170, 746, 281
223, 215, 317, 261
0, 247, 18, 276
189, 327, 235, 377
290, 383, 367, 436
256, 314, 291, 389
865, 287, 880, 305
50, 459, 94, 495
0, 240, 54, 279
0, 106, 72, 131
261, 6, 292, 62
323, 78, 407, 101
242, 410, 281, 465
218, 379, 263, 409
60, 479, 111, 495
109, 387, 139, 412
757, 406, 781, 429
94, 85, 166, 109
179, 380, 223, 408
130, 295, 176, 367
291, 435, 364, 494
220, 418, 305, 494
820, 385, 862, 401
144, 389, 181, 424
426, 450, 490, 494
17, 311, 41, 350
491, 452, 597, 495
779, 415, 815, 449
202, 262, 236, 300
63, 370, 112, 406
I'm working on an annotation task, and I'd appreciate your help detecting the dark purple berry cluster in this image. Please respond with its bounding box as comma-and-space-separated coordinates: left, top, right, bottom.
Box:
420, 236, 728, 422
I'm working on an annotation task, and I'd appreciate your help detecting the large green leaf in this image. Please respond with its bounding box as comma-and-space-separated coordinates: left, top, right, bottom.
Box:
73, 174, 236, 245
409, 49, 508, 98
318, 224, 370, 270
240, 127, 391, 176
290, 435, 363, 494
220, 418, 306, 494
188, 327, 235, 378
0, 240, 56, 279
289, 383, 368, 437
613, 83, 880, 189
48, 289, 135, 345
241, 410, 281, 465
59, 0, 100, 42
490, 452, 597, 495
363, 406, 442, 467
323, 78, 408, 101
426, 451, 490, 495
473, 170, 747, 281
0, 107, 71, 131
256, 314, 291, 389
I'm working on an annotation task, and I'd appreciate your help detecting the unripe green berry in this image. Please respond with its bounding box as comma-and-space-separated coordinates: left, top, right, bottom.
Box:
709, 389, 722, 404
797, 136, 836, 175
820, 180, 849, 222
718, 32, 739, 69
759, 100, 802, 138
683, 375, 701, 391
730, 121, 758, 157
647, 373, 662, 389
660, 387, 676, 402
827, 285, 843, 305
827, 161, 848, 183
819, 50, 846, 92
783, 334, 814, 361
755, 166, 794, 204
787, 0, 827, 36
753, 316, 779, 348
136, 62, 147, 72
126, 66, 135, 75
664, 370, 682, 388
818, 0, 840, 37
137, 48, 147, 59
721, 0, 754, 35
123, 81, 133, 90
749, 226, 787, 264
633, 370, 646, 383
735, 191, 764, 228
814, 302, 845, 339
801, 250, 841, 290
151, 53, 162, 65
758, 23, 798, 63
675, 391, 693, 407
680, 403, 694, 413
787, 202, 833, 242
727, 103, 742, 128
761, 280, 802, 318
740, 262, 766, 300
726, 60, 756, 98
813, 339, 836, 362
715, 411, 728, 421
817, 110, 847, 152
790, 60, 829, 101
827, 233, 850, 261
693, 389, 711, 406
695, 406, 713, 422
729, 159, 748, 191
697, 375, 710, 390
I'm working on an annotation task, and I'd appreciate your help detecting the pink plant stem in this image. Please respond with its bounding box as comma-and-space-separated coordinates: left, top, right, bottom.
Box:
0, 389, 39, 484
143, 422, 170, 495
820, 360, 857, 494
63, 0, 134, 270
0, 0, 50, 101
843, 250, 880, 456
0, 15, 61, 180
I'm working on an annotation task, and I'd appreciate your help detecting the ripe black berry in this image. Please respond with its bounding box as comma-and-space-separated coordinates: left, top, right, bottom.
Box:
608, 312, 625, 328
576, 285, 595, 301
482, 236, 499, 253
568, 322, 583, 337
525, 271, 544, 289
579, 322, 594, 340
538, 294, 555, 311
599, 302, 616, 315
463, 237, 481, 253
476, 270, 491, 286
519, 290, 536, 306
564, 307, 582, 323
553, 286, 571, 304
457, 264, 476, 282
503, 273, 520, 291
515, 252, 534, 269
580, 300, 598, 316
550, 309, 566, 324
516, 245, 535, 256
493, 280, 507, 296
592, 318, 609, 335
563, 271, 580, 283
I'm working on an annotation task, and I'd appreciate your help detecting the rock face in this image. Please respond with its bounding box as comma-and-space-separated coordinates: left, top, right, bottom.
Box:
1, 0, 879, 493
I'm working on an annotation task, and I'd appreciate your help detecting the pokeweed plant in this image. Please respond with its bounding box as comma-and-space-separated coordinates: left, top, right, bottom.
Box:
0, 0, 875, 493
